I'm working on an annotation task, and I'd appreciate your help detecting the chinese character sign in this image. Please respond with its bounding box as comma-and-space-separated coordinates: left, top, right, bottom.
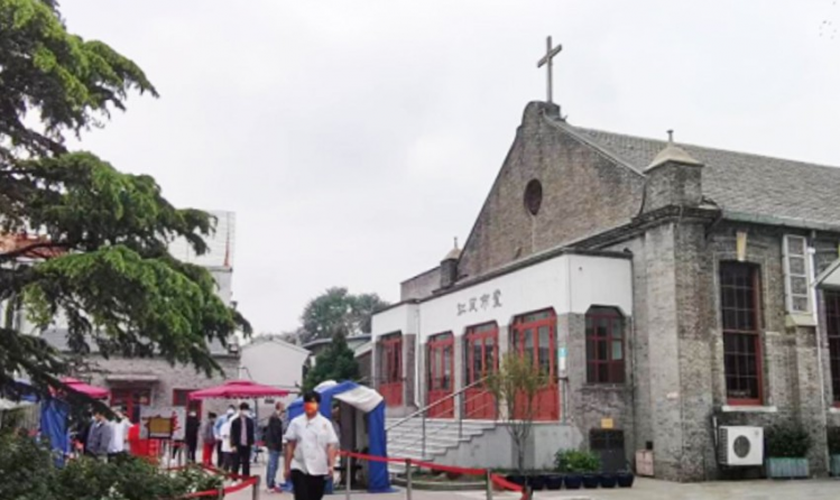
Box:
457, 289, 502, 315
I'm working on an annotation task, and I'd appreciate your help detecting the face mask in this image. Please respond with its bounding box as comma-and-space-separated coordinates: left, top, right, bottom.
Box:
304, 402, 319, 416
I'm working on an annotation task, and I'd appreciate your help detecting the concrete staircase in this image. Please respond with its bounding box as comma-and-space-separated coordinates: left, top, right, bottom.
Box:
385, 418, 496, 473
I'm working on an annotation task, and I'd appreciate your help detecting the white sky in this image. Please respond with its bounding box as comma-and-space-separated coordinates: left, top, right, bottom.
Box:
59, 0, 840, 334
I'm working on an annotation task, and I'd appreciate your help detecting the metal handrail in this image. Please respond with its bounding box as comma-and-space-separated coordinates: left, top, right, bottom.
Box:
385, 376, 489, 432
387, 392, 497, 455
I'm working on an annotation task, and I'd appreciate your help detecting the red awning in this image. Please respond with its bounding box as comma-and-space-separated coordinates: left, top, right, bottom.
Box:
187, 380, 290, 400
61, 377, 109, 400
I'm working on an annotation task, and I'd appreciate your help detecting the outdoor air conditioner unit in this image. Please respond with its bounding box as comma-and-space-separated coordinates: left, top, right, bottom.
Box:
718, 426, 764, 466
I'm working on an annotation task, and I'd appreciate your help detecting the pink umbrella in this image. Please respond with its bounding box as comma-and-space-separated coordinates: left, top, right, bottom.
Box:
61, 377, 110, 400
187, 380, 290, 400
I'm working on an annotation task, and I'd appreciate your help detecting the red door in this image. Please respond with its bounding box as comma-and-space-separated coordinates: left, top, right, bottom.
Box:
427, 333, 454, 418
511, 310, 559, 421
111, 387, 152, 423
464, 323, 498, 419
379, 335, 403, 407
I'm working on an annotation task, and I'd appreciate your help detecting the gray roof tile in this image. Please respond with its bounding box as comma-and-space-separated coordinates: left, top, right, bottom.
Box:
571, 126, 840, 229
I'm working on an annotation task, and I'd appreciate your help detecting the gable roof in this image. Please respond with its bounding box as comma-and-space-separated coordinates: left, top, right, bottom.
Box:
568, 124, 840, 230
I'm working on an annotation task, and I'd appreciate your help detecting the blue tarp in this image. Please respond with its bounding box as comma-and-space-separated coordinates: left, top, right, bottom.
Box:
11, 379, 70, 466
286, 381, 392, 494
40, 398, 70, 467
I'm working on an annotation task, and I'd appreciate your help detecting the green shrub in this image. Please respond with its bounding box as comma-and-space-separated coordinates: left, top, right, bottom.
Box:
828, 427, 840, 455
554, 449, 600, 473
0, 433, 222, 500
766, 424, 812, 458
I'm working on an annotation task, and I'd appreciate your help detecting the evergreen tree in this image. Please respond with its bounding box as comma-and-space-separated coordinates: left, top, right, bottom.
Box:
302, 329, 359, 392
0, 0, 250, 394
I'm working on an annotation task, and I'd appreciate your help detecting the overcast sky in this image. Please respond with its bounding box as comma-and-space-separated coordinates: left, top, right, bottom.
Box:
60, 0, 839, 335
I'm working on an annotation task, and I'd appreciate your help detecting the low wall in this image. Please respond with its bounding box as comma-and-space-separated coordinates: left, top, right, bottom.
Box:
434, 422, 581, 470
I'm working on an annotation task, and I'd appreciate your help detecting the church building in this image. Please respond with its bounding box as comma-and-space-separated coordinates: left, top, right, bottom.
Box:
370, 98, 840, 480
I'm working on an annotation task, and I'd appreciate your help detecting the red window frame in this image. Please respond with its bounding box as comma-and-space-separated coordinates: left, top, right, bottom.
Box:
585, 307, 625, 384
172, 389, 202, 415
825, 289, 840, 407
463, 322, 499, 419
511, 309, 559, 420
379, 334, 403, 407
720, 262, 764, 405
427, 333, 455, 418
111, 387, 152, 424
427, 333, 454, 392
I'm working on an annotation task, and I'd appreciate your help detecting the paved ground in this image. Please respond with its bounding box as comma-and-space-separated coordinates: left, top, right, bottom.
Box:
226, 462, 840, 500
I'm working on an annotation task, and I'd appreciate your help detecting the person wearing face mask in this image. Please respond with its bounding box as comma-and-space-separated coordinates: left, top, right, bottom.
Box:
108, 406, 131, 461
229, 402, 255, 477
215, 405, 236, 468
284, 392, 338, 500
185, 408, 200, 463
86, 408, 113, 460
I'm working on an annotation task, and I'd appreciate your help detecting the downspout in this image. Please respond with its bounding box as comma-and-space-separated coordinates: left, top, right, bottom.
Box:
626, 249, 639, 459
414, 305, 421, 409
808, 231, 830, 470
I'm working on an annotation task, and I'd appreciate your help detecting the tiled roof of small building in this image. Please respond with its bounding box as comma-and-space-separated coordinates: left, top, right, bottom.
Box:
569, 125, 840, 229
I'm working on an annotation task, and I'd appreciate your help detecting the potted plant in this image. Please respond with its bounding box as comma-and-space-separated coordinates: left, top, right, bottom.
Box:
545, 474, 564, 490
599, 472, 617, 488
616, 468, 635, 488
828, 427, 840, 477
527, 472, 546, 491
555, 449, 600, 489
765, 424, 812, 479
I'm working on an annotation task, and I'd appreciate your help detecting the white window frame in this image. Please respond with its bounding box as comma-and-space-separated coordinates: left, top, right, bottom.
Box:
782, 234, 811, 315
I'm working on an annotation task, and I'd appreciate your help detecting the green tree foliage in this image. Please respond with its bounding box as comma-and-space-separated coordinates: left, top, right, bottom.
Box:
302, 329, 360, 392
300, 287, 387, 343
0, 0, 250, 394
486, 353, 549, 473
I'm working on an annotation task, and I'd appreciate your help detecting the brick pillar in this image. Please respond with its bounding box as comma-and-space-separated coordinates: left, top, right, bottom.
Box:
404, 334, 417, 411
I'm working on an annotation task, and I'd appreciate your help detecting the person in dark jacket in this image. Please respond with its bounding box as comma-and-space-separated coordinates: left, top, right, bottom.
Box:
265, 402, 285, 491
229, 402, 255, 477
185, 410, 200, 463
86, 409, 113, 459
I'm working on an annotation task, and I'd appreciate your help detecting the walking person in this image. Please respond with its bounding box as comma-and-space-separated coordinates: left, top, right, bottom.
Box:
201, 412, 217, 466
229, 402, 255, 477
86, 408, 113, 460
284, 392, 338, 500
185, 409, 200, 463
265, 402, 285, 492
219, 413, 234, 472
214, 406, 235, 468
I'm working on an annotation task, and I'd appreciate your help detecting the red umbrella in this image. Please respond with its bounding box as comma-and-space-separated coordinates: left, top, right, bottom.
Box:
61, 377, 110, 400
187, 380, 290, 400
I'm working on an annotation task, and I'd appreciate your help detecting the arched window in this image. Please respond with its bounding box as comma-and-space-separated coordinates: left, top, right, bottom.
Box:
585, 307, 625, 384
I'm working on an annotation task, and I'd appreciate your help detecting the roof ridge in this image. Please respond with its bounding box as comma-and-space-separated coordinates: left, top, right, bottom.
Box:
543, 114, 646, 177
573, 126, 840, 173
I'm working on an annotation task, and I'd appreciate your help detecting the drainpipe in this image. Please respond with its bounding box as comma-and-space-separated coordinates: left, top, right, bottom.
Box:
414, 305, 421, 409
808, 231, 830, 471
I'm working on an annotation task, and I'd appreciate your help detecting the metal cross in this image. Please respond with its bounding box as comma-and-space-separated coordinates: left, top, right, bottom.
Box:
537, 36, 563, 104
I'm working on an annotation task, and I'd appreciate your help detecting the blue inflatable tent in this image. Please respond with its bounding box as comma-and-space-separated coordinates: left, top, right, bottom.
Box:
286, 381, 392, 493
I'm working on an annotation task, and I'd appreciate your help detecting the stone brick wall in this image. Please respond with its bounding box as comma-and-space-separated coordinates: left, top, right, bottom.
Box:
560, 313, 634, 464
401, 268, 440, 301
602, 219, 840, 481
457, 102, 645, 281
82, 354, 239, 419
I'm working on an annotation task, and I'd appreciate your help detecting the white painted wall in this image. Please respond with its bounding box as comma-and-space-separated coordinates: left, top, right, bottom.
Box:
371, 253, 633, 344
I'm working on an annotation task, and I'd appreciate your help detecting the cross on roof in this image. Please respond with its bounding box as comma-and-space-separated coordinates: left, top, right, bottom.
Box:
537, 36, 563, 104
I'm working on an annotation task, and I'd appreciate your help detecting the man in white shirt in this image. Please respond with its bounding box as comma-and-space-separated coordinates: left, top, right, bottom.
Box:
108, 406, 131, 460
219, 413, 234, 472
284, 391, 338, 500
